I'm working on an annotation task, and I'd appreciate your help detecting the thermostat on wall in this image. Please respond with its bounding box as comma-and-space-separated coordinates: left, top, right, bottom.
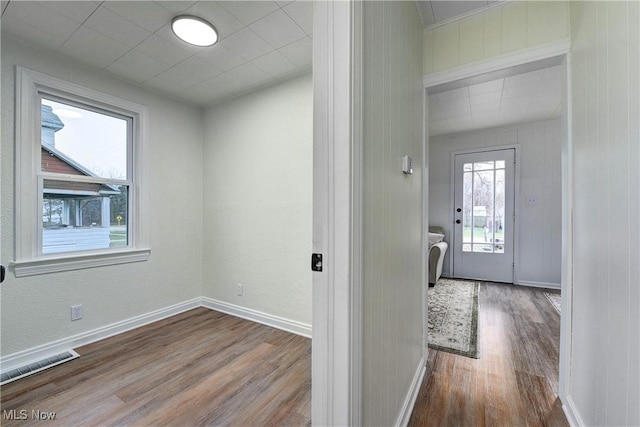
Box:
402, 155, 413, 175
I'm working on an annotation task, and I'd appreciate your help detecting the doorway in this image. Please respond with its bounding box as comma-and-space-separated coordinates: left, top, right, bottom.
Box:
423, 45, 572, 410
453, 148, 516, 283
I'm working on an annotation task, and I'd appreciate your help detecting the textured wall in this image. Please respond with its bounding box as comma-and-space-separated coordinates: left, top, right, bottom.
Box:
0, 36, 204, 356
361, 2, 425, 425
569, 2, 639, 425
424, 1, 570, 74
429, 119, 562, 287
201, 74, 312, 326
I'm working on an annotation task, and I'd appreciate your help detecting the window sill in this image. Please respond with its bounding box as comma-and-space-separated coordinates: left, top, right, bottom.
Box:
11, 248, 151, 277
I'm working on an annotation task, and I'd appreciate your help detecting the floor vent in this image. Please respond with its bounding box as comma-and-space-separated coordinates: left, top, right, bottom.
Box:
1, 350, 79, 386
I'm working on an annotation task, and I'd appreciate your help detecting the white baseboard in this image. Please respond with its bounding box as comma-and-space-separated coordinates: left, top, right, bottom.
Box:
201, 297, 312, 338
395, 357, 426, 427
516, 280, 561, 290
562, 395, 584, 427
1, 297, 311, 377
0, 298, 201, 374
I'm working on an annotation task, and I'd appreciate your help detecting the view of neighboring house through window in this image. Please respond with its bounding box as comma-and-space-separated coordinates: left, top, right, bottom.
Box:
40, 98, 130, 254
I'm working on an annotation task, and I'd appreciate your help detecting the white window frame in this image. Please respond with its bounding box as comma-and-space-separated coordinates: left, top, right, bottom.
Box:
13, 66, 150, 277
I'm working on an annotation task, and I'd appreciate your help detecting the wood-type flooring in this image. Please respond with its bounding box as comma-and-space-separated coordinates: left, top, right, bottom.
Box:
2, 284, 566, 426
409, 282, 568, 427
0, 308, 311, 426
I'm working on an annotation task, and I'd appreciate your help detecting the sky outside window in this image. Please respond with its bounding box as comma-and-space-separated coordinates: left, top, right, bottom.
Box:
42, 98, 127, 180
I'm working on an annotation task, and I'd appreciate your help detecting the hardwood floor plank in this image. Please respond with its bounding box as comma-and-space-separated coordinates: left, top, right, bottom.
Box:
1, 308, 311, 427
409, 283, 568, 427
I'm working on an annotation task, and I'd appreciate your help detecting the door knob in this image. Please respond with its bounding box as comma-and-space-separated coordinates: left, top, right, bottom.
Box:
456, 219, 461, 224
456, 208, 462, 212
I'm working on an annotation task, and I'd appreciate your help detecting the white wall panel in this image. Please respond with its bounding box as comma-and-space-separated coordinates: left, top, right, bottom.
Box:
569, 2, 640, 426
0, 36, 203, 356
424, 1, 570, 74
201, 74, 312, 326
361, 2, 424, 425
429, 119, 562, 286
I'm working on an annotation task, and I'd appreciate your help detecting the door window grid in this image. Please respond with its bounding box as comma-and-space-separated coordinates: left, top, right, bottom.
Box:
462, 160, 506, 253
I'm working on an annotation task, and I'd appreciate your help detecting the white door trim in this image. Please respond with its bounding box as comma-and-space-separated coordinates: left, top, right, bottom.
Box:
449, 146, 520, 283
312, 1, 362, 425
423, 43, 573, 421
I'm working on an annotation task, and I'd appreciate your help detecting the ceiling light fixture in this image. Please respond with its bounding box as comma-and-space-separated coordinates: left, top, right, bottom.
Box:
171, 15, 218, 47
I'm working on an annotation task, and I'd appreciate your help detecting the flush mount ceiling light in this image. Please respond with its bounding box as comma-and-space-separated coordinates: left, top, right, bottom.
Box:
171, 15, 218, 47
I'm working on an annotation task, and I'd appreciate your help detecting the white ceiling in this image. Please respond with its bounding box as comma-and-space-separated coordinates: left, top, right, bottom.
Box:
1, 0, 312, 107
428, 64, 563, 137
415, 0, 501, 27
1, 0, 561, 131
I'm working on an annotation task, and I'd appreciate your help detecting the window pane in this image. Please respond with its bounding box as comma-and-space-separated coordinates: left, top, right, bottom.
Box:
462, 172, 473, 243
472, 244, 493, 253
42, 180, 128, 254
41, 99, 127, 179
473, 161, 493, 170
495, 160, 505, 169
463, 163, 472, 172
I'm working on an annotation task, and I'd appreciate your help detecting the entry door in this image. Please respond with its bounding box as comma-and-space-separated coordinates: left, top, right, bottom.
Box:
453, 149, 515, 283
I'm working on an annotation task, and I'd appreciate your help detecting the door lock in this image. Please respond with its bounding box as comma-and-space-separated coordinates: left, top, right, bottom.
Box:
456, 219, 461, 224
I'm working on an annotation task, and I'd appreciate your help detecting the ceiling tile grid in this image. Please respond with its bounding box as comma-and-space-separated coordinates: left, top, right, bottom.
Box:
429, 65, 563, 137
1, 0, 313, 107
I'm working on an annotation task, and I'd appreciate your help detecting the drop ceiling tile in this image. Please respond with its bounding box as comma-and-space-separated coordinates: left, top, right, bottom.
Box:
136, 34, 195, 67
183, 1, 244, 39
469, 79, 504, 96
471, 101, 501, 114
1, 1, 9, 16
182, 78, 241, 106
146, 56, 223, 91
542, 65, 562, 81
282, 1, 313, 35
502, 82, 539, 99
252, 50, 298, 77
103, 1, 172, 33
249, 9, 306, 49
58, 26, 131, 69
218, 1, 280, 25
231, 61, 272, 87
83, 6, 151, 48
197, 44, 247, 71
0, 14, 69, 50
3, 1, 81, 40
275, 1, 294, 7
504, 68, 544, 88
278, 36, 312, 67
433, 87, 469, 102
36, 1, 100, 24
221, 27, 273, 61
470, 91, 501, 106
106, 49, 172, 83
154, 1, 197, 14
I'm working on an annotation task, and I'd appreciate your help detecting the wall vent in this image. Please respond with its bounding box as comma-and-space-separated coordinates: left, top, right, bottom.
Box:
0, 350, 79, 385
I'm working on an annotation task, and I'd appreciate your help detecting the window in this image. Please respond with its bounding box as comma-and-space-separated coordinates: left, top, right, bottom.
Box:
14, 67, 149, 276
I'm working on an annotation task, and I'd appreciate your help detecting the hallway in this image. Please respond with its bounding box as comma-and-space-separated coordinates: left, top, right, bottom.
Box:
409, 283, 568, 426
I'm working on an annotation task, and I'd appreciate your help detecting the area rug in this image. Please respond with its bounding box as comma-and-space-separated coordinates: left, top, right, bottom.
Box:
428, 278, 479, 359
544, 292, 561, 314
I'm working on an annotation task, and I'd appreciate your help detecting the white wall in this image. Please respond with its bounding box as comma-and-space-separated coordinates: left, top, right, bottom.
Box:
201, 74, 312, 326
569, 2, 639, 426
423, 1, 570, 74
0, 36, 204, 356
429, 119, 562, 287
361, 2, 424, 425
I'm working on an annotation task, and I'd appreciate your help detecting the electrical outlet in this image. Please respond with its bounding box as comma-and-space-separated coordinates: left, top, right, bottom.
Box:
236, 284, 243, 296
71, 304, 83, 321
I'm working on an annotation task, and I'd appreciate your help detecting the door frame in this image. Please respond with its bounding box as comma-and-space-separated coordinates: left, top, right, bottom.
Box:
423, 39, 574, 417
449, 145, 520, 283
